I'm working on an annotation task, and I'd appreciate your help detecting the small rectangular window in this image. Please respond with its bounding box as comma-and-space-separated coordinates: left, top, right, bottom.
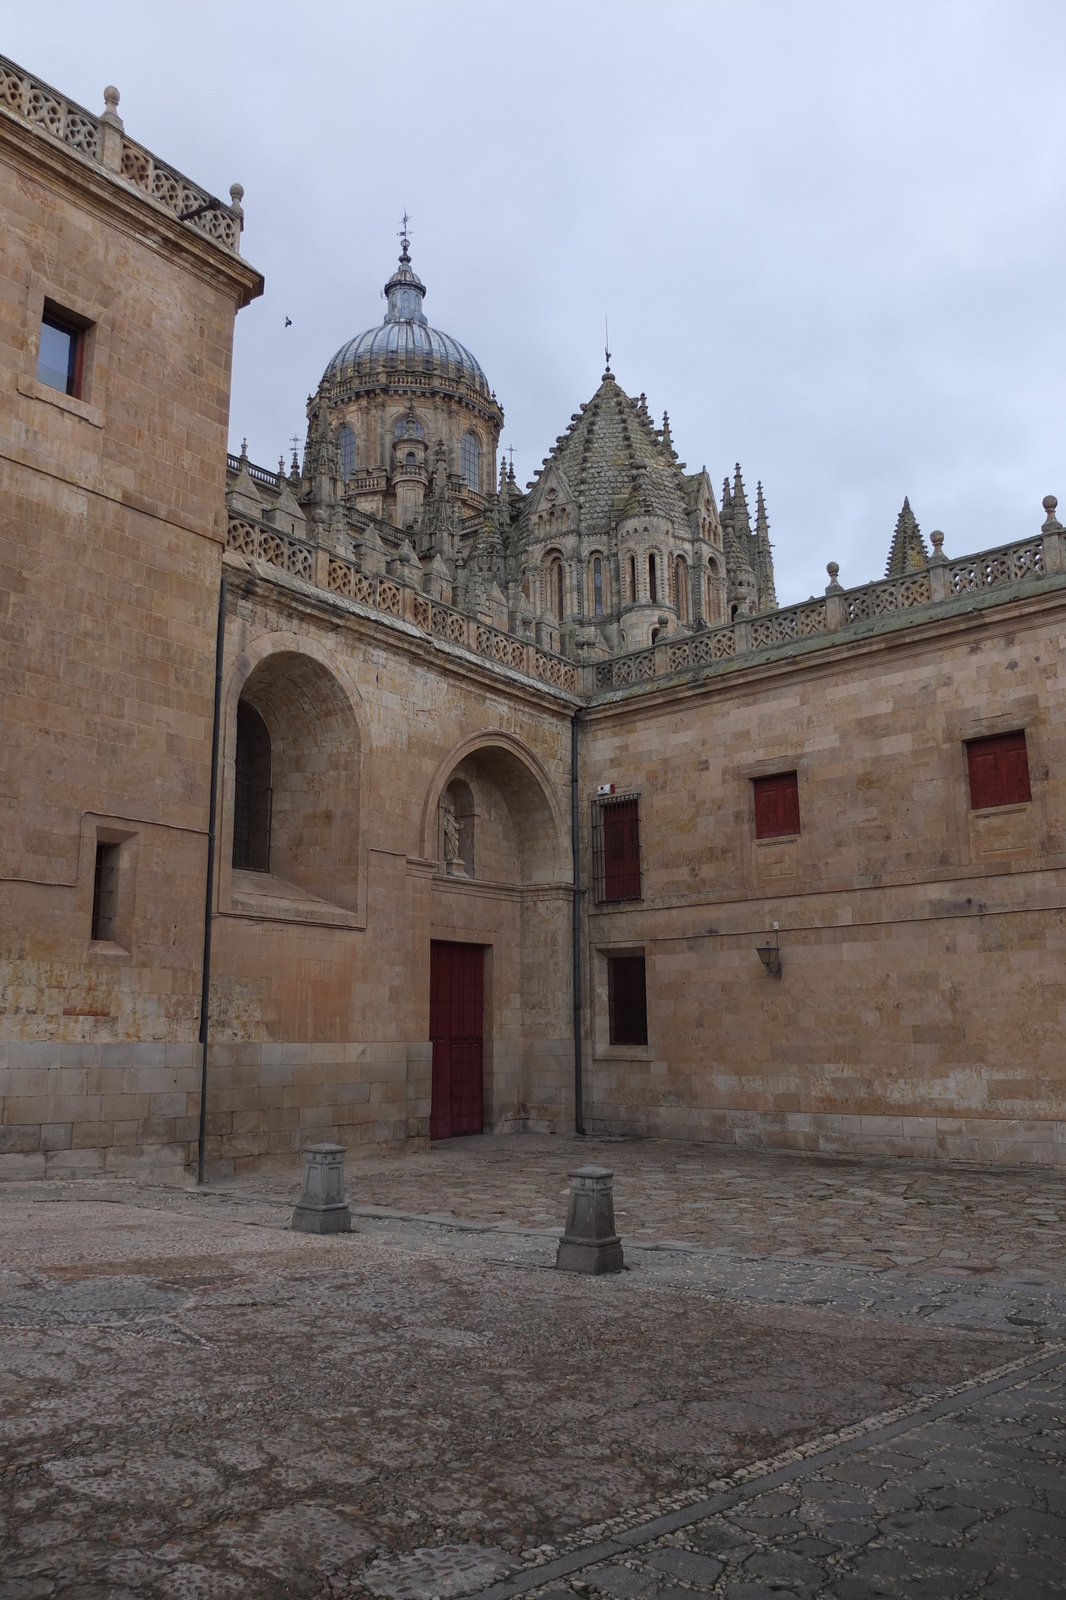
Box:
91, 842, 121, 941
593, 794, 641, 902
38, 308, 85, 398
753, 771, 800, 839
967, 731, 1032, 810
608, 955, 648, 1046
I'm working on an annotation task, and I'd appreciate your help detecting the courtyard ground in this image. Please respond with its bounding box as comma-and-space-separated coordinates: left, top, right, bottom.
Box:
1, 1134, 1065, 1598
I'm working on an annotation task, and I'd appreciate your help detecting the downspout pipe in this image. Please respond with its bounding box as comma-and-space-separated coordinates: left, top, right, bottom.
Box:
197, 575, 227, 1185
571, 710, 585, 1135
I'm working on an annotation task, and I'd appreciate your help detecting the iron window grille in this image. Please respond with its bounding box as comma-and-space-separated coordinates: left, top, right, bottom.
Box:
592, 793, 642, 903
91, 841, 120, 941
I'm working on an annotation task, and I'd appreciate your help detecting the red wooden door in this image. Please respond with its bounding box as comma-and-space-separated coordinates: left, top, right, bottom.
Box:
429, 941, 484, 1140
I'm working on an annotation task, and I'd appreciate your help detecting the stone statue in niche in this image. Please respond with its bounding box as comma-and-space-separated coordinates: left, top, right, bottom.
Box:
442, 794, 467, 877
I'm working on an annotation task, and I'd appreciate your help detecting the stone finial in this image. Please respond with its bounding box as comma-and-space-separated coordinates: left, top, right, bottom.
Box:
1042, 495, 1063, 533
556, 1165, 624, 1274
292, 1144, 352, 1234
929, 529, 946, 562
99, 85, 124, 171
239, 438, 248, 459
825, 561, 843, 594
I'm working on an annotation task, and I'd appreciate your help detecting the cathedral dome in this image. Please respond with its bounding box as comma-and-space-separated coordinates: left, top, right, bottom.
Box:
323, 244, 490, 398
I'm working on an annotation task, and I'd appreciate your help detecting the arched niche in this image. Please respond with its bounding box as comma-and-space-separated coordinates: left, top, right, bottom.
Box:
422, 735, 568, 889
226, 646, 362, 910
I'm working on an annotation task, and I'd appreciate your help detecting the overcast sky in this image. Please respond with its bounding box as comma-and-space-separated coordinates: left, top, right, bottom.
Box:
11, 1, 1066, 602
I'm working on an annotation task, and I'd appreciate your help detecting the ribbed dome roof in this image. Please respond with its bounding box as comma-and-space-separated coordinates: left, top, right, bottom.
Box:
323, 246, 490, 397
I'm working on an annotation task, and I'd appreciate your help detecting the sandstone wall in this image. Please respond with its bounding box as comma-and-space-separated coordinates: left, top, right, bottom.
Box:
582, 593, 1066, 1164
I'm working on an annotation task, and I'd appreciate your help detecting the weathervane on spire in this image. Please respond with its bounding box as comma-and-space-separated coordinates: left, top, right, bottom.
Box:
604, 314, 611, 373
398, 210, 411, 256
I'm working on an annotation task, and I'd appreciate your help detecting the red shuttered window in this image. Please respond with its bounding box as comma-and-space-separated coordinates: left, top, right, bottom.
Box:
753, 772, 800, 839
594, 795, 641, 902
966, 731, 1032, 810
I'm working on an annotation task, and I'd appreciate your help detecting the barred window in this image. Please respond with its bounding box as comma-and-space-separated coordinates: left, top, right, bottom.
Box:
91, 842, 120, 941
460, 432, 480, 491
337, 425, 356, 481
608, 954, 647, 1046
593, 556, 604, 616
593, 794, 641, 902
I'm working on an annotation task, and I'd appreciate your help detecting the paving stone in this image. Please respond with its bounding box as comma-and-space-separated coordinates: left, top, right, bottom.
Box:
644, 1548, 724, 1585
584, 1566, 657, 1599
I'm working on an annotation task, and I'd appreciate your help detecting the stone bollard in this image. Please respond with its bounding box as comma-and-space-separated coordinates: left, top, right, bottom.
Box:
291, 1144, 352, 1234
555, 1164, 624, 1274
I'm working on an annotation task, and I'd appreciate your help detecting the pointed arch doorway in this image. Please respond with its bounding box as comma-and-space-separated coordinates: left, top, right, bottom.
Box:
430, 941, 484, 1139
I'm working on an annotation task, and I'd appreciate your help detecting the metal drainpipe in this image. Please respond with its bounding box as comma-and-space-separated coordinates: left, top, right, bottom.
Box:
571, 710, 585, 1135
197, 575, 227, 1185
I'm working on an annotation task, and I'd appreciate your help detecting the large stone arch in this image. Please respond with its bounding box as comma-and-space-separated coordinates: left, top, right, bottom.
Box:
420, 732, 569, 887
221, 633, 365, 911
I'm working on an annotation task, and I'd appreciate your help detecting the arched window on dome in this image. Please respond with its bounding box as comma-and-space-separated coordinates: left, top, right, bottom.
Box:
648, 553, 659, 605
460, 432, 480, 492
337, 425, 356, 482
675, 556, 689, 623
552, 559, 565, 619
592, 556, 604, 617
627, 554, 637, 604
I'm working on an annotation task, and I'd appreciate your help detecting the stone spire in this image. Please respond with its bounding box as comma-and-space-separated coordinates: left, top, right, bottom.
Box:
661, 412, 673, 454
731, 465, 751, 536
885, 497, 929, 577
755, 481, 777, 609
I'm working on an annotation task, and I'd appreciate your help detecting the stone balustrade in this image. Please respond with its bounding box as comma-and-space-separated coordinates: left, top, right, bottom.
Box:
0, 54, 244, 253
227, 503, 1066, 705
226, 513, 580, 696
593, 521, 1066, 696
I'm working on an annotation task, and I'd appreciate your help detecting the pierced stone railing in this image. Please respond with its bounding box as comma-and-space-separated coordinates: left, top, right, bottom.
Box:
0, 54, 243, 253
226, 512, 579, 696
591, 521, 1066, 696
226, 516, 314, 582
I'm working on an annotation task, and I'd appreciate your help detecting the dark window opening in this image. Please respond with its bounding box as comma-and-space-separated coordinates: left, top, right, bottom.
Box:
233, 700, 272, 871
594, 794, 641, 902
460, 431, 480, 491
649, 553, 658, 604
608, 954, 648, 1046
628, 554, 637, 602
753, 771, 800, 839
38, 308, 85, 398
676, 557, 688, 621
593, 557, 603, 616
338, 424, 356, 480
967, 730, 1032, 810
91, 841, 120, 941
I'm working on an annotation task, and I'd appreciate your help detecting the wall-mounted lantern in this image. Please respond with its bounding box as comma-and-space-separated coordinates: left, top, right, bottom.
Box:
757, 924, 782, 979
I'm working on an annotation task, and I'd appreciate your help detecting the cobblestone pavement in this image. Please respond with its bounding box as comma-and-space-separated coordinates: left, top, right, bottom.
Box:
1, 1137, 1065, 1597
248, 1132, 1066, 1285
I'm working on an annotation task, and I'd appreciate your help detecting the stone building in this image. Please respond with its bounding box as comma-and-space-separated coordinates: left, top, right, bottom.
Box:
3, 50, 1066, 1180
